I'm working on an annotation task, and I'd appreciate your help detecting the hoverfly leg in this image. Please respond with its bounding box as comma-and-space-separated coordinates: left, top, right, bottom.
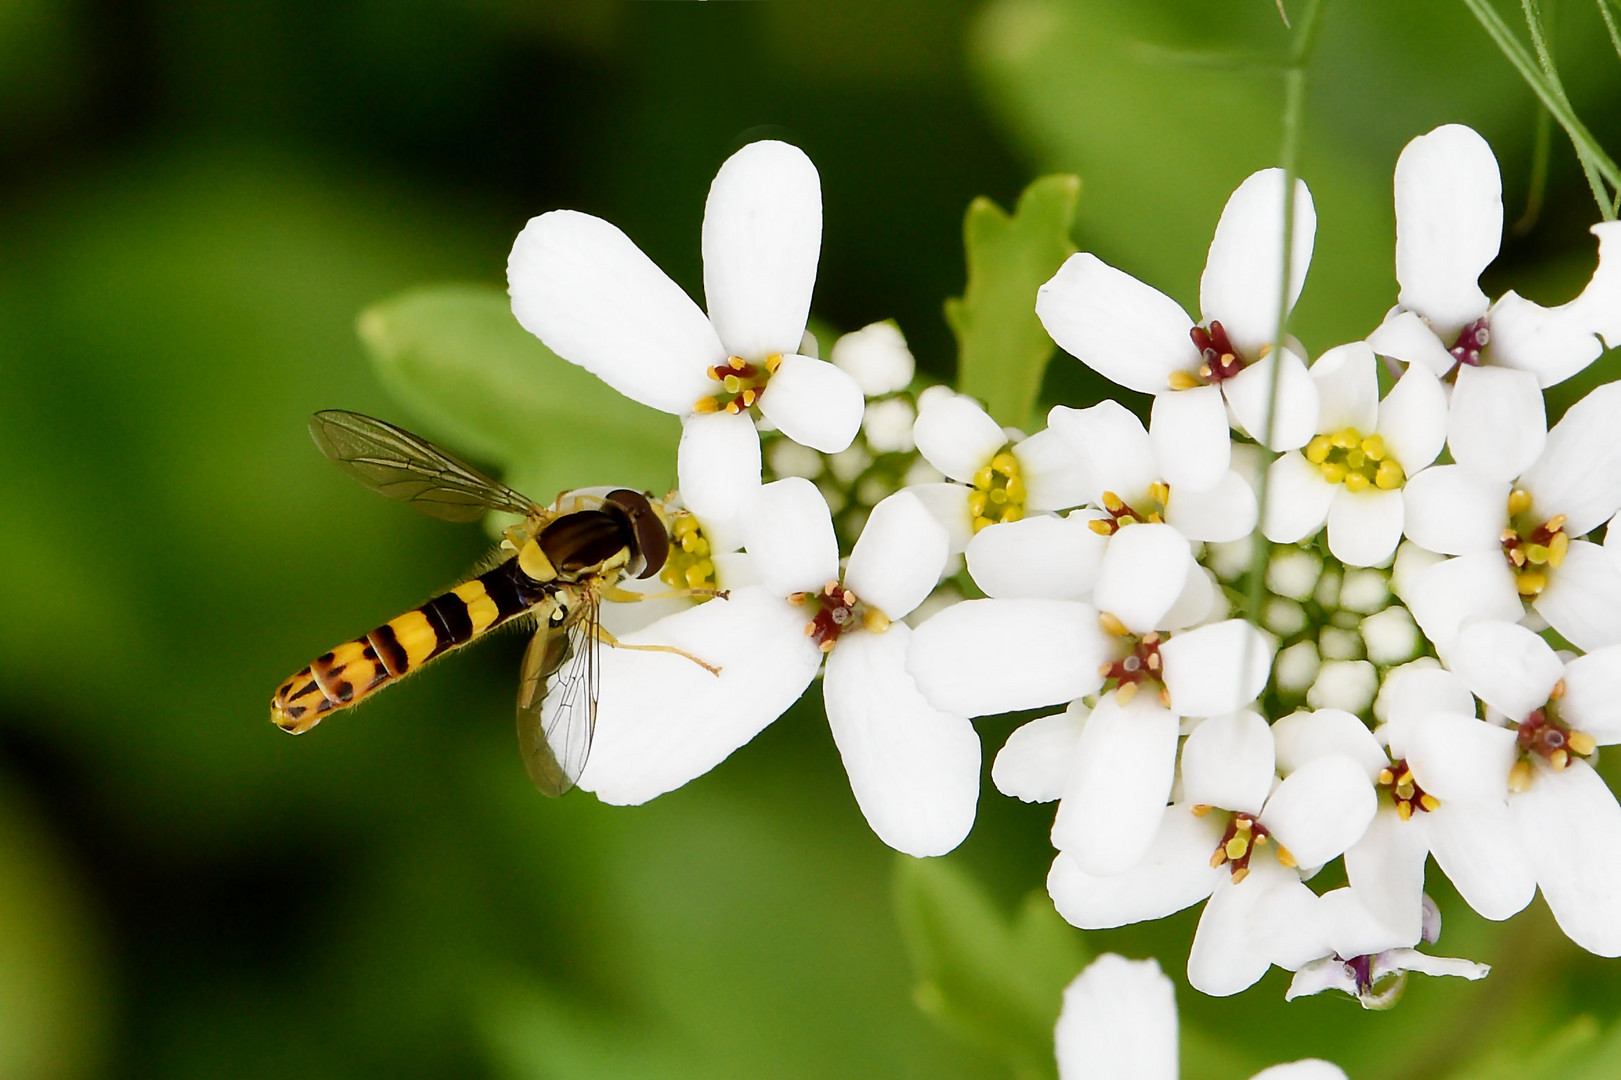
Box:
600, 584, 730, 604
592, 624, 722, 677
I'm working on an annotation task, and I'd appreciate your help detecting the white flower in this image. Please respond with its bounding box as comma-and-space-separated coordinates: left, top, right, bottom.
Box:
1057, 953, 1347, 1080
1047, 400, 1259, 542
1262, 341, 1447, 567
1036, 168, 1320, 492
1285, 891, 1489, 1009
578, 478, 979, 857
1368, 124, 1621, 399
1045, 711, 1377, 996
1403, 379, 1621, 652
908, 387, 1091, 553
1389, 619, 1621, 954
507, 140, 865, 526
830, 320, 915, 397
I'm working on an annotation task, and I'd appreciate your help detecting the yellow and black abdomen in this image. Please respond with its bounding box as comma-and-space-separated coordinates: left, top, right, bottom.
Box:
272, 557, 555, 734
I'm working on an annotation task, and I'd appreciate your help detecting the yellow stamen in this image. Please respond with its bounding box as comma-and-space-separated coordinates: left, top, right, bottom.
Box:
1168, 370, 1202, 390
1508, 488, 1533, 516
1509, 760, 1534, 792
1099, 611, 1129, 636
1569, 731, 1598, 756
1276, 846, 1297, 869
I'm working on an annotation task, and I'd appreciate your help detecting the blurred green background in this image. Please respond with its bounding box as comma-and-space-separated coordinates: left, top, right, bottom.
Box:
2, 1, 1620, 1077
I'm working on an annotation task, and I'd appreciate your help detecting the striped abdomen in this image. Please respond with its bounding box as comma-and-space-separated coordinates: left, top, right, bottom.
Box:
272, 557, 557, 734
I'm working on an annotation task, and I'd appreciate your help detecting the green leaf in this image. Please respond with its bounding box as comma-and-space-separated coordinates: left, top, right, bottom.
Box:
357, 283, 682, 501
893, 855, 1087, 1080
945, 175, 1080, 431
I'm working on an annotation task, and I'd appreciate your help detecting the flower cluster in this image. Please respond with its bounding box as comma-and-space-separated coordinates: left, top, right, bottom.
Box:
505, 125, 1621, 1004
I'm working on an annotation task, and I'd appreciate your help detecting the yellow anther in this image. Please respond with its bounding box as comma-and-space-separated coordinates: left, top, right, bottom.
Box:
1331, 428, 1359, 450
1191, 804, 1212, 817
1516, 570, 1547, 596
725, 400, 743, 414
1005, 476, 1027, 502
728, 356, 747, 371
1158, 686, 1171, 707
1361, 434, 1386, 460
1225, 835, 1250, 860
1507, 548, 1528, 568
862, 609, 891, 634
1547, 514, 1567, 532
988, 488, 1008, 506
1550, 748, 1570, 770
1551, 679, 1567, 700
1548, 531, 1569, 567
971, 515, 994, 533
1343, 471, 1371, 493
1230, 867, 1250, 885
1141, 631, 1159, 646
1569, 731, 1598, 756
967, 491, 988, 516
1276, 846, 1297, 869
1209, 849, 1225, 869
1396, 800, 1414, 822
1101, 491, 1126, 512
1198, 363, 1214, 380
1374, 459, 1405, 490
1002, 505, 1024, 523
1418, 794, 1441, 812
1169, 370, 1203, 390
765, 353, 782, 373
973, 464, 995, 489
1097, 662, 1113, 677
1346, 448, 1367, 470
1320, 462, 1347, 485
1233, 817, 1252, 833
1509, 760, 1534, 792
1099, 611, 1130, 636
991, 452, 1019, 475
1253, 833, 1268, 846
1088, 519, 1113, 536
1508, 488, 1533, 516
1115, 681, 1139, 705
1305, 435, 1332, 464
1378, 768, 1395, 785
692, 397, 720, 413
1148, 481, 1171, 505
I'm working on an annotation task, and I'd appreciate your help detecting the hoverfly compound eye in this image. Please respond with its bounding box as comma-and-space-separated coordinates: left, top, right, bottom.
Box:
606, 489, 669, 579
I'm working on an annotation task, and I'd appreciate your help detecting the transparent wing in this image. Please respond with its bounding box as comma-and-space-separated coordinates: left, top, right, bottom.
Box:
515, 590, 599, 797
310, 410, 539, 522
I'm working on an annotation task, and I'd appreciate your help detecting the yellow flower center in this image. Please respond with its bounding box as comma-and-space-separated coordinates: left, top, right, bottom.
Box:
1499, 488, 1569, 597
660, 514, 719, 592
1304, 428, 1405, 492
692, 354, 781, 415
967, 451, 1026, 533
1086, 483, 1170, 536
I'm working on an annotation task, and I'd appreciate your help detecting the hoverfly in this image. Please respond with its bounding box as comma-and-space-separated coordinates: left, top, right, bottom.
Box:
271, 410, 719, 795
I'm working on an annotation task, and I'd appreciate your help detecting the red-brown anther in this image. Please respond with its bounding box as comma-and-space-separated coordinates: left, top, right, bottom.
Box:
1448, 317, 1491, 370
1189, 320, 1246, 382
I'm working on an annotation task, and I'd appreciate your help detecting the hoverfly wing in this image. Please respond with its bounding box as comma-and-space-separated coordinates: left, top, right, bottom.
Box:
310, 410, 540, 522
515, 593, 599, 797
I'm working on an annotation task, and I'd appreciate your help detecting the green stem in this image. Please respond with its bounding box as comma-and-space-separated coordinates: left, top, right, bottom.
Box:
1513, 105, 1553, 235
1463, 0, 1621, 220
1599, 0, 1621, 62
1243, 0, 1326, 630
1519, 0, 1616, 215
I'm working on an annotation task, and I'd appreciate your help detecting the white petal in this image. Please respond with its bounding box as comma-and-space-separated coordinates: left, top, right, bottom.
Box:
1326, 488, 1405, 568
508, 210, 723, 413
830, 320, 914, 396
1559, 643, 1621, 744
1403, 553, 1523, 660
1047, 807, 1224, 929
1513, 759, 1621, 956
1402, 712, 1517, 803
907, 482, 973, 555
1417, 800, 1535, 920
1160, 561, 1220, 632
1015, 427, 1093, 511
702, 140, 820, 361
578, 587, 821, 802
844, 490, 949, 619
1445, 364, 1545, 483
823, 626, 980, 857
1223, 347, 1319, 451
1261, 452, 1336, 544
1047, 400, 1156, 505
1343, 810, 1429, 945
1450, 619, 1562, 720
1037, 253, 1200, 395
907, 598, 1109, 716
1569, 220, 1621, 349
993, 703, 1087, 803
1488, 289, 1606, 388
1053, 694, 1180, 875
1179, 709, 1275, 813
1200, 169, 1316, 358
1517, 380, 1621, 535
1251, 1064, 1349, 1080
1316, 886, 1413, 959
1367, 308, 1456, 378
1261, 755, 1378, 867
1401, 465, 1508, 554
678, 411, 763, 532
1161, 620, 1275, 720
1376, 359, 1449, 473
1310, 341, 1380, 434
1055, 955, 1179, 1080
1187, 870, 1276, 997
1372, 948, 1490, 983
756, 354, 863, 453
913, 391, 1006, 483
1272, 708, 1387, 779
1376, 661, 1473, 739
965, 514, 1106, 600
1253, 873, 1338, 972
740, 477, 839, 596
1165, 470, 1258, 543
1533, 539, 1621, 652
1150, 386, 1230, 491
1393, 124, 1501, 336
1094, 523, 1193, 634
